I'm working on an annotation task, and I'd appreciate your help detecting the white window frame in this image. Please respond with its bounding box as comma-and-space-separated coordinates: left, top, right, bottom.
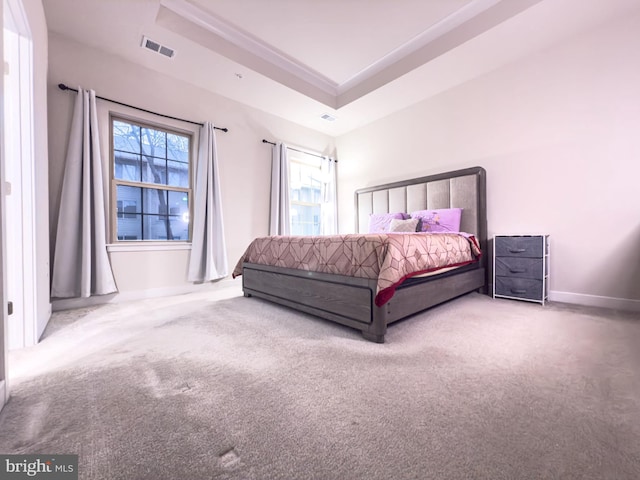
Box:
110, 114, 193, 244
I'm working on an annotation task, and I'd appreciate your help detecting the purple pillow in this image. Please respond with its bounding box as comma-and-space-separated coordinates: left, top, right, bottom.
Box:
410, 208, 462, 233
368, 212, 407, 233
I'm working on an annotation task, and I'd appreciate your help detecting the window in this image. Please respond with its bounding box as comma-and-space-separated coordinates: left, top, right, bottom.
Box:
289, 149, 323, 235
111, 118, 191, 241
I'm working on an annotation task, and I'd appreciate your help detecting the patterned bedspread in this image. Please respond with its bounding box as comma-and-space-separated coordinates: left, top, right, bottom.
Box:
232, 233, 482, 306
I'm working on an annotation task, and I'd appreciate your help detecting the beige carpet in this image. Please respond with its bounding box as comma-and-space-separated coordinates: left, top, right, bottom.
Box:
1, 289, 639, 479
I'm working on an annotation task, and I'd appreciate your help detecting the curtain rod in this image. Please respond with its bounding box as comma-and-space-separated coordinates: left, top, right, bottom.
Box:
58, 83, 228, 132
262, 139, 337, 163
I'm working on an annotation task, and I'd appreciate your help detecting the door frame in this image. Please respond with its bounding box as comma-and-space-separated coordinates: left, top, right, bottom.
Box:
0, 0, 8, 411
4, 0, 37, 350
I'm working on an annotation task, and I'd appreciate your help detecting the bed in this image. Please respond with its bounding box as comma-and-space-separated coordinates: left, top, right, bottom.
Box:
234, 166, 487, 343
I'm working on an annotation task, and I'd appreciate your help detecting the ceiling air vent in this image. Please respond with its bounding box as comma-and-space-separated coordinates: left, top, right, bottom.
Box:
141, 36, 175, 59
320, 113, 336, 122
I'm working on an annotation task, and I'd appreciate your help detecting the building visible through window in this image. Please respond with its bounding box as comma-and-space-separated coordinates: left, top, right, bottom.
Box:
289, 150, 323, 235
112, 118, 191, 241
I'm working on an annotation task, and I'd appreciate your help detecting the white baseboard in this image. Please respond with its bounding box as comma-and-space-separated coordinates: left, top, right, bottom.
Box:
52, 278, 240, 312
550, 290, 640, 312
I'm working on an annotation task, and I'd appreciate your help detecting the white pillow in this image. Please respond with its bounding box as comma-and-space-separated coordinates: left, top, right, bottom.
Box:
388, 218, 419, 232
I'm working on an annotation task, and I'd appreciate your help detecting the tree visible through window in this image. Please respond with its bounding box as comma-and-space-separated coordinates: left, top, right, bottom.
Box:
112, 118, 191, 241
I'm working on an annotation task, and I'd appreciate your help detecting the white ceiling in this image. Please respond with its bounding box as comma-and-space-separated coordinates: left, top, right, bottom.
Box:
42, 0, 640, 136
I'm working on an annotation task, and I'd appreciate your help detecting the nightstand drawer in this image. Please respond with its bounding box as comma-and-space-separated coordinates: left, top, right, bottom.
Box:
495, 277, 543, 300
495, 236, 544, 258
495, 257, 543, 279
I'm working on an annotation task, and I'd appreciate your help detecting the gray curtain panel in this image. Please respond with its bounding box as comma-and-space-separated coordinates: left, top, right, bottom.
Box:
269, 142, 291, 235
187, 122, 228, 282
51, 88, 117, 298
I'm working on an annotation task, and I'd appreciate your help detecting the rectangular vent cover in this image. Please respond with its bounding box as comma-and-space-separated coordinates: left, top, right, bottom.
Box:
141, 36, 175, 58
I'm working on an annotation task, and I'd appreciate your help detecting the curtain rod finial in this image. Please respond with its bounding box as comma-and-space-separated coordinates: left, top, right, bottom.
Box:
58, 83, 68, 90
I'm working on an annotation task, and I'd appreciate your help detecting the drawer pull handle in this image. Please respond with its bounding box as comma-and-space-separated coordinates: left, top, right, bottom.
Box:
508, 248, 526, 253
510, 289, 527, 294
509, 268, 526, 273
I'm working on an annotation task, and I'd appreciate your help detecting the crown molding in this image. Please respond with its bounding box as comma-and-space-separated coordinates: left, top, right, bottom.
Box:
159, 0, 542, 109
160, 0, 338, 96
336, 0, 502, 95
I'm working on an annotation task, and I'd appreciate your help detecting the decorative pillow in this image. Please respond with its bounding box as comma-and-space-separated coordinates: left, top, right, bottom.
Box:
388, 218, 419, 233
368, 212, 407, 233
410, 208, 462, 233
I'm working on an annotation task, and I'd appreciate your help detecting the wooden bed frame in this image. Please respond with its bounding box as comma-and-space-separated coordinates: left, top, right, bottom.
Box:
241, 166, 488, 342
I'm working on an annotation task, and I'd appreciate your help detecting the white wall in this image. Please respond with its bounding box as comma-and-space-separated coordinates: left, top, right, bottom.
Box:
47, 34, 335, 308
337, 10, 640, 309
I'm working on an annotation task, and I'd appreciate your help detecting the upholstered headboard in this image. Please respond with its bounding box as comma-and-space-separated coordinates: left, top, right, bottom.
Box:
354, 167, 487, 248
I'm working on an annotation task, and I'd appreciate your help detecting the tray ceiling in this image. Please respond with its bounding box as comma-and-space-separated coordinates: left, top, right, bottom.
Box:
42, 0, 640, 135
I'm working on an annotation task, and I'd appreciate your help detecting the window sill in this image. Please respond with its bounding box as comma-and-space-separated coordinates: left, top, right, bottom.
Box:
107, 242, 192, 253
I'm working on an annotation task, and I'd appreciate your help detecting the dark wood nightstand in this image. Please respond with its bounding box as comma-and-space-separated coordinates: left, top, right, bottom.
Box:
493, 235, 549, 305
